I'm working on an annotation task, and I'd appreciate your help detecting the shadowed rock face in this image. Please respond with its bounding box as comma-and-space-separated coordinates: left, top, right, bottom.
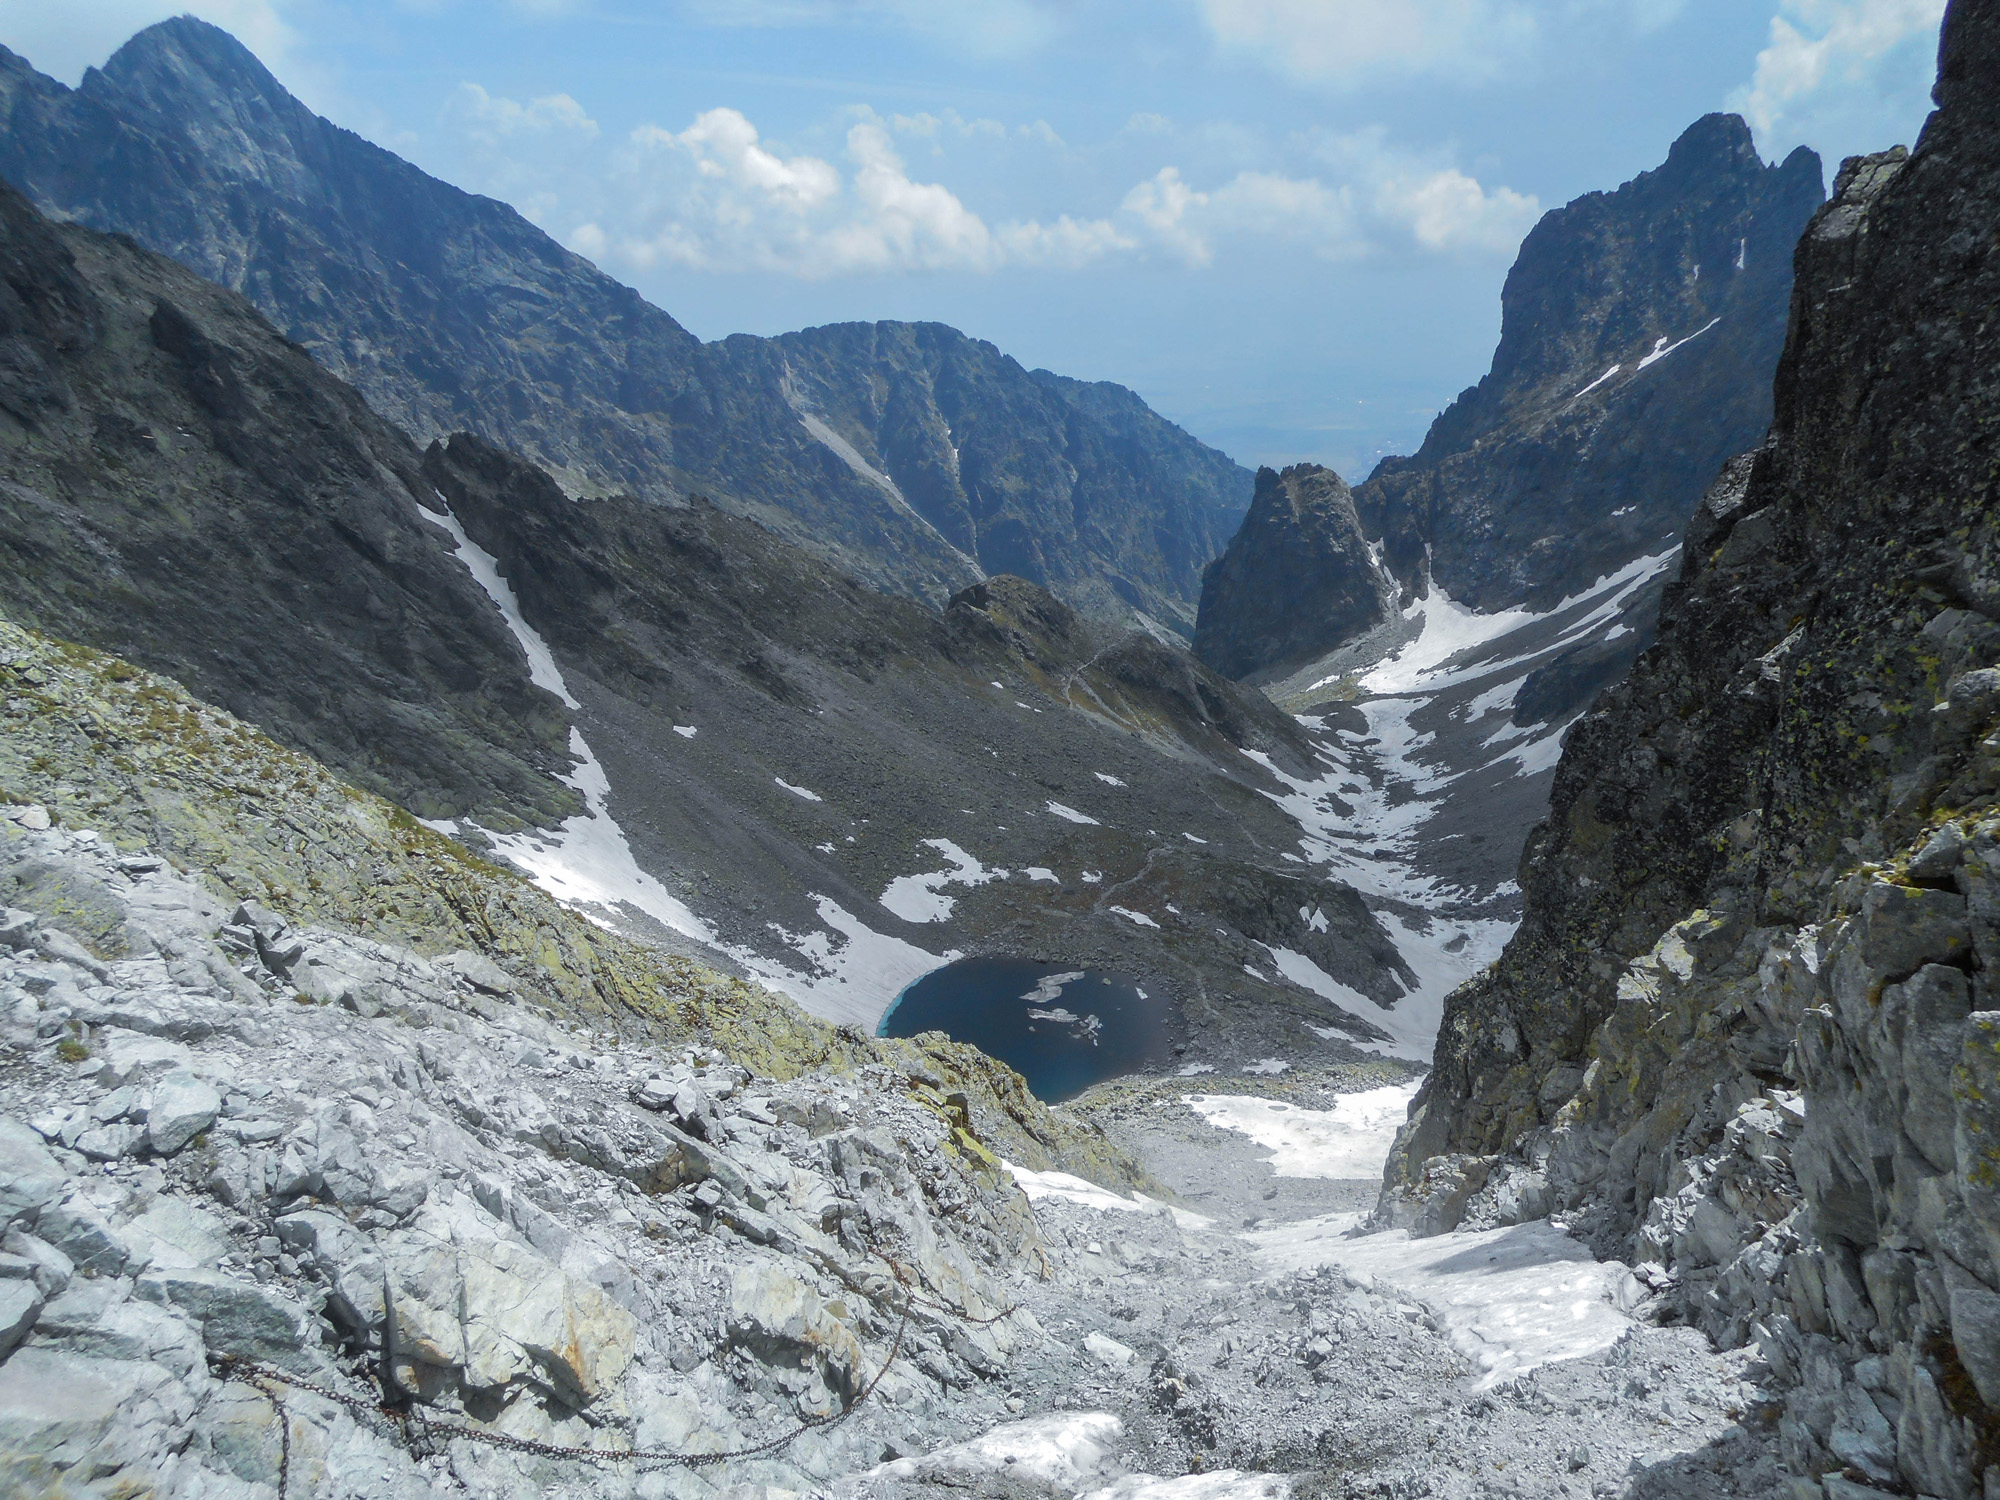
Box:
1355, 113, 1825, 614
1192, 464, 1393, 683
0, 17, 1250, 633
0, 178, 580, 829
1381, 4, 2000, 1493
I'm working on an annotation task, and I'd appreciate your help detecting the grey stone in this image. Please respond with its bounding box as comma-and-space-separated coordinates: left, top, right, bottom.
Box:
32, 927, 107, 981
142, 1070, 221, 1155
1827, 1385, 1897, 1484
0, 1115, 67, 1232
1857, 883, 1971, 983
0, 1346, 189, 1495
33, 1279, 204, 1375
1948, 1285, 2000, 1409
0, 906, 37, 949
1084, 1330, 1136, 1368
134, 1265, 311, 1362
441, 950, 516, 994
34, 1194, 130, 1276
2, 1228, 73, 1296
0, 1276, 42, 1353
73, 1123, 145, 1161
96, 1029, 193, 1087
1907, 823, 1966, 881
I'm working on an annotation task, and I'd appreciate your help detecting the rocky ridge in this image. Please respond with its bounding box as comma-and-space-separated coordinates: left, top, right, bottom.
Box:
0, 18, 1251, 633
1380, 5, 2000, 1497
0, 175, 578, 832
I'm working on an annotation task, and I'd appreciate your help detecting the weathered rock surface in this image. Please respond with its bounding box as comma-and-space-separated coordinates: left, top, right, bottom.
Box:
1193, 465, 1394, 683
1383, 4, 2000, 1494
0, 18, 1251, 632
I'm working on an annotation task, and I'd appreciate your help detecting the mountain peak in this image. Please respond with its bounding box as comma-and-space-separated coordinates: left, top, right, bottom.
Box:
96, 15, 288, 106
1661, 111, 1760, 177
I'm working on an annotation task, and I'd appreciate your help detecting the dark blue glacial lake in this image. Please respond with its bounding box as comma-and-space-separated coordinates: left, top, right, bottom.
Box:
877, 958, 1169, 1101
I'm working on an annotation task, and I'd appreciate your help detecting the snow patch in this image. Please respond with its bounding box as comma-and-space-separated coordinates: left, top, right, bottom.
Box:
1185, 1083, 1419, 1179
1047, 801, 1100, 825
1107, 906, 1159, 929
417, 502, 715, 947
1003, 1163, 1153, 1216
1637, 317, 1720, 370
1094, 772, 1127, 787
1025, 867, 1059, 883
879, 838, 1003, 924
753, 896, 953, 1033
1570, 363, 1621, 400
1251, 1215, 1640, 1390
775, 778, 823, 802
672, 725, 697, 739
874, 1410, 1125, 1490
1241, 1058, 1289, 1076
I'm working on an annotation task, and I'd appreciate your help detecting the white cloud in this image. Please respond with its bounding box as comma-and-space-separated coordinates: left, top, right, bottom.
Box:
449, 83, 598, 145
1730, 0, 1946, 147
1122, 135, 1536, 266
1196, 0, 1538, 85
595, 107, 1124, 276
1375, 167, 1540, 253
652, 107, 840, 212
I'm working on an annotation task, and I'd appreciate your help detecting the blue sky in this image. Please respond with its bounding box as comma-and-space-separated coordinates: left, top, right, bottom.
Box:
10, 1, 1947, 478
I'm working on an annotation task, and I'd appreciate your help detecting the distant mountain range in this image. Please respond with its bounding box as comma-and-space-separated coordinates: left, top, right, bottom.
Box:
0, 17, 1249, 636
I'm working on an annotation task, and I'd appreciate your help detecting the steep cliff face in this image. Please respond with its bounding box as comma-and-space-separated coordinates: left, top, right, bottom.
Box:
1382, 5, 2000, 1494
1192, 464, 1393, 682
0, 18, 1249, 629
1356, 114, 1824, 614
0, 179, 579, 829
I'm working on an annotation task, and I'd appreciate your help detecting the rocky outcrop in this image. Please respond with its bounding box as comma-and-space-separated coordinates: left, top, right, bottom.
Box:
0, 18, 1250, 630
0, 177, 578, 831
1192, 464, 1393, 682
1381, 4, 2000, 1494
1355, 113, 1824, 614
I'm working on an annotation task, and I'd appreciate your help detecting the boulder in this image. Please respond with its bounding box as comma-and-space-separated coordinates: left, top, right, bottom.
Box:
0, 1116, 67, 1232
1948, 1285, 2000, 1409
134, 1266, 312, 1364
1084, 1330, 1136, 1368
440, 950, 515, 995
0, 1277, 42, 1353
0, 1347, 192, 1496
144, 1071, 220, 1155
379, 1193, 636, 1407
728, 1263, 866, 1399
33, 1279, 205, 1376
96, 1030, 193, 1088
73, 1124, 145, 1161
